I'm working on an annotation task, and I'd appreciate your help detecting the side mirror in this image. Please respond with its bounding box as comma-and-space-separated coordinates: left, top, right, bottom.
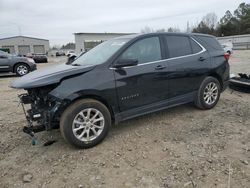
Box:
113, 59, 138, 68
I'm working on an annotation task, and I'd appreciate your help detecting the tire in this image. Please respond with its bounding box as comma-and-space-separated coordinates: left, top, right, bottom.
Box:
15, 63, 30, 76
195, 76, 221, 110
60, 99, 111, 148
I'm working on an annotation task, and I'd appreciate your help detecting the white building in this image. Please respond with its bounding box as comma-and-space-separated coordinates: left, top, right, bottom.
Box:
217, 34, 250, 50
0, 36, 50, 55
74, 32, 133, 54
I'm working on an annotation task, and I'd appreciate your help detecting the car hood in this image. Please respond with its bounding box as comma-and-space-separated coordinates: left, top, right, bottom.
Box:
11, 63, 95, 89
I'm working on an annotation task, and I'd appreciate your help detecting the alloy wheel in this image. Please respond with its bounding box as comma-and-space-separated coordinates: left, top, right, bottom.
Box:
17, 65, 28, 75
203, 82, 218, 105
72, 108, 105, 142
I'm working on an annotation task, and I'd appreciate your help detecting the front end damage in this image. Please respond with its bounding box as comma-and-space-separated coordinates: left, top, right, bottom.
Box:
19, 86, 62, 142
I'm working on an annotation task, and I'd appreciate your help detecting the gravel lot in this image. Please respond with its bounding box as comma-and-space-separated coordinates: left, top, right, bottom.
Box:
0, 52, 250, 188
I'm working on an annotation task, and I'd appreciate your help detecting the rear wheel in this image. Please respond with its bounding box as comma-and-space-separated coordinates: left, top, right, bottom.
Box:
60, 99, 111, 148
195, 77, 221, 109
15, 63, 30, 76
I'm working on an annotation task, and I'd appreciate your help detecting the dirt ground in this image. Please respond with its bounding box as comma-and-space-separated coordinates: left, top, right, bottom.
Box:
0, 51, 250, 188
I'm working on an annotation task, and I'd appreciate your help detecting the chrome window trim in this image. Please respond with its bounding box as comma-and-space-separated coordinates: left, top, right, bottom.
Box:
110, 36, 207, 70
0, 66, 10, 69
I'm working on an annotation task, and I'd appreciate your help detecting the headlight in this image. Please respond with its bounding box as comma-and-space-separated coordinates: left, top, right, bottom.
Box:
27, 58, 35, 63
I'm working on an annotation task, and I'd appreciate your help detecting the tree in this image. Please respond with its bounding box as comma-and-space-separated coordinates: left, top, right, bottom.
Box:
192, 13, 218, 36
217, 2, 250, 36
234, 3, 250, 34
167, 27, 180, 32
156, 28, 166, 33
141, 26, 154, 33
220, 10, 233, 24
186, 21, 191, 33
61, 42, 75, 50
202, 13, 218, 29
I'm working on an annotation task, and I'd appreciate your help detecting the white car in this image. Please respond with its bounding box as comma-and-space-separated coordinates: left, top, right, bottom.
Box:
221, 42, 233, 54
66, 50, 76, 57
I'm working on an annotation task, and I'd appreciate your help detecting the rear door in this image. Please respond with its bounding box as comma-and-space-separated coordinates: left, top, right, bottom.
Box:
163, 35, 211, 99
113, 36, 167, 113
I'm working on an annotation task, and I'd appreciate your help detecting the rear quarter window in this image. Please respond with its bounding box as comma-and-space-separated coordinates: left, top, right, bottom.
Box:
195, 35, 223, 52
190, 39, 202, 53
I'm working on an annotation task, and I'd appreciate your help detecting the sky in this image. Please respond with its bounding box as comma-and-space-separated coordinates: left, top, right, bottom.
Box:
0, 0, 246, 46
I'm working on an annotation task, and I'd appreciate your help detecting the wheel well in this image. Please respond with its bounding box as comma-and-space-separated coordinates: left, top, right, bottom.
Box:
13, 62, 29, 73
208, 73, 223, 89
61, 95, 115, 123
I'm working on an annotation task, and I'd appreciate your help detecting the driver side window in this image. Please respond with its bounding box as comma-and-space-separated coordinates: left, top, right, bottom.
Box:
121, 37, 162, 64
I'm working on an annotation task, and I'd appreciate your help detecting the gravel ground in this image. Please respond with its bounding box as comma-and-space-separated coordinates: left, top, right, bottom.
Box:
0, 52, 250, 188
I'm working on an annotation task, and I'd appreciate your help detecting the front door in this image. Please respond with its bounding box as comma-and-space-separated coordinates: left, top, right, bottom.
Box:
113, 36, 167, 113
0, 52, 10, 72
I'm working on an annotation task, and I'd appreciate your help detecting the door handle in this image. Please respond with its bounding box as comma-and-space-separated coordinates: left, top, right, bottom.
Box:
155, 65, 166, 70
199, 57, 206, 61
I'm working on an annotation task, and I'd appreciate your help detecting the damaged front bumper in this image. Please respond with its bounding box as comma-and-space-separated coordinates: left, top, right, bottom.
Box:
19, 93, 62, 139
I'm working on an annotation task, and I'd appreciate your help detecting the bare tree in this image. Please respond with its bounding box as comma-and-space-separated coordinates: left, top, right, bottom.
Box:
186, 21, 191, 33
167, 27, 180, 32
141, 26, 154, 33
202, 13, 218, 29
156, 28, 166, 33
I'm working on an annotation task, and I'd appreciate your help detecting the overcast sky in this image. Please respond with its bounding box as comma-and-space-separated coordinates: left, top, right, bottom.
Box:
0, 0, 246, 45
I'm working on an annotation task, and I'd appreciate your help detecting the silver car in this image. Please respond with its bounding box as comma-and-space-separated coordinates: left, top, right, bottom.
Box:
0, 50, 37, 76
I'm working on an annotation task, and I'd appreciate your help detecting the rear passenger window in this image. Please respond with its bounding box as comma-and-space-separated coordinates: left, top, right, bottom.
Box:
190, 39, 202, 53
121, 37, 161, 64
165, 36, 192, 58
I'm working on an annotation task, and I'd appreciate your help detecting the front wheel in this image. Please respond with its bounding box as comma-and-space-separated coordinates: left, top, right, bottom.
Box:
195, 77, 221, 109
60, 99, 111, 148
15, 63, 30, 76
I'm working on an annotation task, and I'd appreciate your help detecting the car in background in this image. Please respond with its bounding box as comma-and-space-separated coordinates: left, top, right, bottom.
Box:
66, 50, 76, 57
0, 50, 36, 76
26, 53, 48, 63
56, 51, 65, 56
221, 42, 233, 54
66, 51, 86, 64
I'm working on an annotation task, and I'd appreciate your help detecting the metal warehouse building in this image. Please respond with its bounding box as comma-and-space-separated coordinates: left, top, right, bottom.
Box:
0, 36, 50, 55
74, 32, 133, 54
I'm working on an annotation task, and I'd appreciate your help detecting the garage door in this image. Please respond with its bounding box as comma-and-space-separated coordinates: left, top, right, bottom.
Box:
18, 45, 30, 56
2, 46, 15, 54
33, 45, 45, 54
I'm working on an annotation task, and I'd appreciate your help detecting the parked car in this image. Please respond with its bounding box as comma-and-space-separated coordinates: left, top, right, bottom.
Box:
66, 51, 86, 65
66, 50, 76, 57
0, 50, 36, 76
26, 53, 48, 63
221, 42, 233, 54
56, 51, 65, 56
11, 33, 230, 148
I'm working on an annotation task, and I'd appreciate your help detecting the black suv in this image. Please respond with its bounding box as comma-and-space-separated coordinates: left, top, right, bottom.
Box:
11, 33, 230, 148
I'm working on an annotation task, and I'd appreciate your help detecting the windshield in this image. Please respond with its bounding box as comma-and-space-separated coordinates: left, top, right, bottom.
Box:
72, 38, 130, 66
0, 50, 9, 56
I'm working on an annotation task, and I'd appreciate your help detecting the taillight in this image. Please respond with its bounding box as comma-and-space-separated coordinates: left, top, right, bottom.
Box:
224, 53, 230, 61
